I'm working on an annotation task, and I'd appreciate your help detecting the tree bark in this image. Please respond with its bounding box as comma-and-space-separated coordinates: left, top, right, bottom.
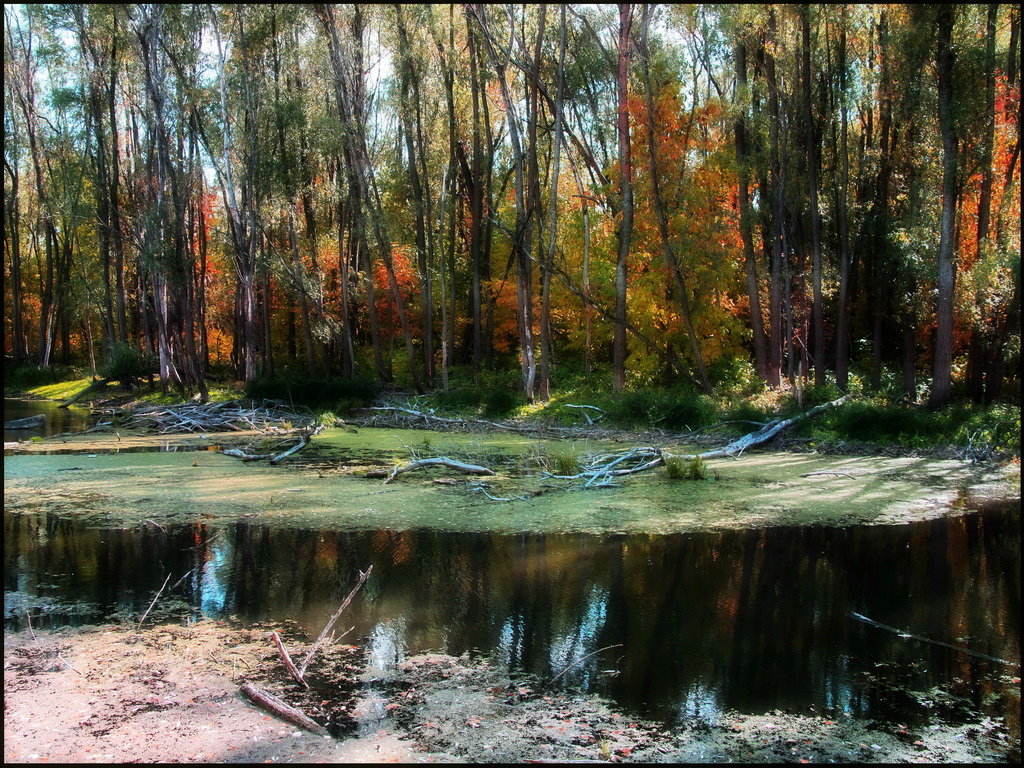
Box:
929, 5, 958, 408
613, 3, 634, 393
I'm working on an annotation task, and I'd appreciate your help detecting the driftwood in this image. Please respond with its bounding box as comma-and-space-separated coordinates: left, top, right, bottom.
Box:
551, 396, 850, 486
367, 456, 496, 484
4, 414, 46, 429
239, 682, 328, 735
849, 611, 1020, 667
58, 377, 114, 409
93, 399, 315, 434
271, 631, 309, 689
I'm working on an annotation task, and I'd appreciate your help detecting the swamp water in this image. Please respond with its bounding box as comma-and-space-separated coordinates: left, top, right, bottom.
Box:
3, 419, 1021, 749
4, 398, 91, 443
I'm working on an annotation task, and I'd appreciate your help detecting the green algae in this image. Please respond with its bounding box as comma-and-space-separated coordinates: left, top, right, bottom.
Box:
4, 426, 1018, 534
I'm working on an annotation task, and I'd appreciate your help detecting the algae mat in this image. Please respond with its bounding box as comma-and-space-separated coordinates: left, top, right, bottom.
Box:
4, 427, 1018, 533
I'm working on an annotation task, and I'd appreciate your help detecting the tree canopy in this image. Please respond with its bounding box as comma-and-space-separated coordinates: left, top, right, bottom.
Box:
4, 4, 1020, 406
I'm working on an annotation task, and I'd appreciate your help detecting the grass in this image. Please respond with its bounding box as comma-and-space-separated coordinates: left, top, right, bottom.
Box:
663, 454, 708, 480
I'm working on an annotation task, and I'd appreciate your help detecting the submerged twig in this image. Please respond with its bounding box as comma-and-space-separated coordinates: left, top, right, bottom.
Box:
550, 643, 624, 684
849, 611, 1020, 667
136, 572, 173, 631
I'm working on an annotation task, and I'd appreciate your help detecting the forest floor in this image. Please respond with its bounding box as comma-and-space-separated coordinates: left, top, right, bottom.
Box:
4, 618, 1016, 764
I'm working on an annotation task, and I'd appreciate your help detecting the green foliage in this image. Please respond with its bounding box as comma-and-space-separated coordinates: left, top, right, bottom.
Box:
818, 400, 1020, 454
603, 388, 717, 430
4, 365, 68, 392
482, 388, 518, 417
101, 343, 154, 386
244, 375, 378, 414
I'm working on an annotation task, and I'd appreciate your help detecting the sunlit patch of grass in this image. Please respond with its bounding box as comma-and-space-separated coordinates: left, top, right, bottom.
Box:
27, 378, 94, 401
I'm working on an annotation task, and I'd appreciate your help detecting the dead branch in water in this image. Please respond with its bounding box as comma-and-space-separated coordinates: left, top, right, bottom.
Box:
136, 572, 172, 630
271, 631, 309, 689
367, 456, 496, 483
298, 565, 373, 678
239, 682, 328, 734
549, 396, 849, 486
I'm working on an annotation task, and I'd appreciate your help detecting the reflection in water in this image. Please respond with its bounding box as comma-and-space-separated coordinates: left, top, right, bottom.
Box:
3, 398, 92, 443
4, 506, 1020, 734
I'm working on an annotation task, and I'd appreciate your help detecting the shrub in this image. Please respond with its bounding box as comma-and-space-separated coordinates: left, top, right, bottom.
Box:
482, 388, 517, 417
101, 343, 154, 387
244, 375, 378, 413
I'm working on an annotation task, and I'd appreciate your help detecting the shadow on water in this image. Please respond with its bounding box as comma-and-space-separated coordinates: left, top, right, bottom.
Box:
4, 500, 1019, 744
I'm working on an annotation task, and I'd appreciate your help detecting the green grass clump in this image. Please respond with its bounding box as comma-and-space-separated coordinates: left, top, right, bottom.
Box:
663, 453, 708, 480
546, 444, 581, 475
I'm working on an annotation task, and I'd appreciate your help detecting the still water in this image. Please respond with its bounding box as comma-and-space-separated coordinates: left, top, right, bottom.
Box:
4, 398, 92, 443
4, 503, 1019, 733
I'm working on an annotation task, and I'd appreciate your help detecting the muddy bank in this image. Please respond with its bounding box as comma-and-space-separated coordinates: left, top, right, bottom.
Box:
4, 620, 1015, 764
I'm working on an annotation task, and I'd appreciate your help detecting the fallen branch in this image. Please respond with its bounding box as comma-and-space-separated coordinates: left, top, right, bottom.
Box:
58, 377, 114, 409
554, 396, 850, 486
271, 631, 309, 689
25, 609, 83, 676
298, 565, 373, 677
136, 572, 172, 630
550, 643, 624, 684
369, 456, 495, 484
239, 682, 328, 735
849, 611, 1020, 667
800, 471, 855, 479
269, 424, 324, 465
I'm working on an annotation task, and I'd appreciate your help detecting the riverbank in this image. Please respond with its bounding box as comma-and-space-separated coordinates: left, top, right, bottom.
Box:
4, 619, 1015, 763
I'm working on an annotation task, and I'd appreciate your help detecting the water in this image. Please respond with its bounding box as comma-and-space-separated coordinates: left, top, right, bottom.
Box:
4, 398, 92, 443
4, 503, 1019, 736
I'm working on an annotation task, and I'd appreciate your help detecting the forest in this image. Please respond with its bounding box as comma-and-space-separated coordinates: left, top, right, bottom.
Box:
3, 3, 1021, 410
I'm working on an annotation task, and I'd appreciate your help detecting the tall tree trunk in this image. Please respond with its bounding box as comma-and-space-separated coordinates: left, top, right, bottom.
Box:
394, 5, 434, 384
539, 5, 566, 401
733, 39, 768, 382
929, 5, 958, 408
968, 3, 999, 402
801, 5, 825, 386
763, 17, 785, 389
834, 10, 853, 391
613, 3, 634, 393
472, 5, 536, 401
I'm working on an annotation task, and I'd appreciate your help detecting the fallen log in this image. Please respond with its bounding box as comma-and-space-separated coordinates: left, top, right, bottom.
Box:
4, 414, 46, 429
58, 377, 114, 409
269, 424, 324, 465
271, 631, 309, 689
555, 396, 849, 485
239, 682, 328, 735
368, 456, 496, 484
